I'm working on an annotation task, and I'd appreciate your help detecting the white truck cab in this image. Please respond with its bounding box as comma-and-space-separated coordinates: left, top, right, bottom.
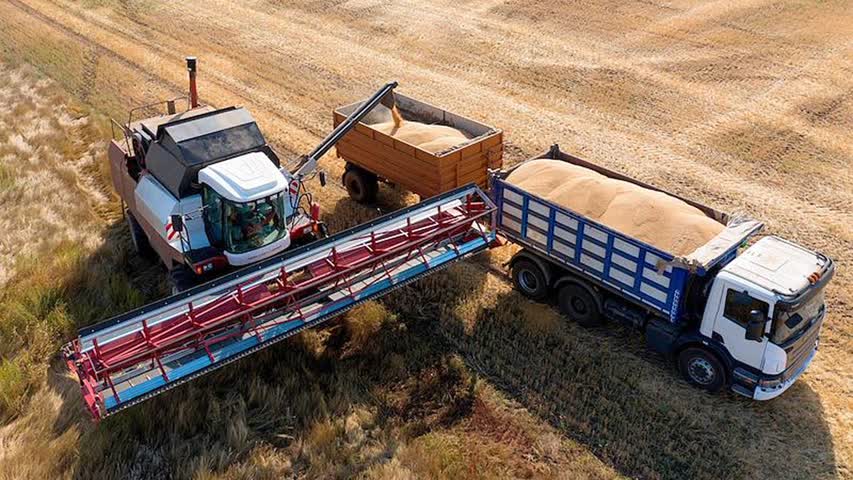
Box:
700, 236, 831, 399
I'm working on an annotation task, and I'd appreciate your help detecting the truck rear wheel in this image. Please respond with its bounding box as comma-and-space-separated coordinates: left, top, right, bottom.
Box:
511, 259, 549, 301
343, 167, 378, 204
126, 211, 153, 258
557, 283, 602, 327
678, 347, 725, 393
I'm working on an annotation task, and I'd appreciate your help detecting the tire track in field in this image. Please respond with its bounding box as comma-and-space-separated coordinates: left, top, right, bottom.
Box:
4, 1, 851, 477
17, 0, 853, 332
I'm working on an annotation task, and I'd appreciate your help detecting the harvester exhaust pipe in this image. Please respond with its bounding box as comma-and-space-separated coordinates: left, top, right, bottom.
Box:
186, 56, 198, 108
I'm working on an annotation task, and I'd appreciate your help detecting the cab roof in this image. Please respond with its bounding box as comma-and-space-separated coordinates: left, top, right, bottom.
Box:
198, 151, 288, 203
724, 236, 828, 296
142, 106, 274, 198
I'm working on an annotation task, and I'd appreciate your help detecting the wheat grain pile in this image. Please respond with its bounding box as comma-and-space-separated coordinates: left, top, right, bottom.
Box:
507, 160, 724, 256
372, 106, 470, 153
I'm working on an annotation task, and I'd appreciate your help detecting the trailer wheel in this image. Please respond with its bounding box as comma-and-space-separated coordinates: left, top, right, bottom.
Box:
511, 259, 549, 301
126, 211, 153, 258
169, 266, 197, 295
678, 347, 725, 393
557, 283, 602, 327
343, 167, 378, 204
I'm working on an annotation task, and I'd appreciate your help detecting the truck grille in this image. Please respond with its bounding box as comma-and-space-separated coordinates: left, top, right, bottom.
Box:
782, 316, 822, 382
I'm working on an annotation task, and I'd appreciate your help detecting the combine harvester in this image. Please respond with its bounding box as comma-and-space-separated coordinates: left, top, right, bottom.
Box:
63, 59, 497, 420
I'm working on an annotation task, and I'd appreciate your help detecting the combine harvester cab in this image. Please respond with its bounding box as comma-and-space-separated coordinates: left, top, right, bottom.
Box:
64, 185, 497, 420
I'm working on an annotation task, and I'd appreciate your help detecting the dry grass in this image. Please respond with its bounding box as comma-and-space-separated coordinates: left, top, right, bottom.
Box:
0, 69, 609, 479
0, 0, 850, 479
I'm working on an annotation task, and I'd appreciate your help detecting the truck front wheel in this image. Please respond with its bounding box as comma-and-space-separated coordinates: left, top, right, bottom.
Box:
557, 283, 602, 327
678, 347, 725, 393
343, 167, 378, 204
511, 259, 549, 301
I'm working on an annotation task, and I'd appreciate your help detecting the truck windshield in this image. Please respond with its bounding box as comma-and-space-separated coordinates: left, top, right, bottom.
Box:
223, 192, 289, 253
771, 290, 825, 345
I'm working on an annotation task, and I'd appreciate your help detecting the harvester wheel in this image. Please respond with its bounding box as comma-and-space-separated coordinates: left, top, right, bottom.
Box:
343, 167, 378, 204
126, 211, 153, 258
169, 266, 197, 295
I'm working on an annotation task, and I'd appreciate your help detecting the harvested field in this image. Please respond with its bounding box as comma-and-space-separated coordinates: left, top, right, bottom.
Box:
0, 0, 850, 479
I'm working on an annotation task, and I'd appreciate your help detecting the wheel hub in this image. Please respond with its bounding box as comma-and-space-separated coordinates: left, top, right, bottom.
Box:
688, 357, 716, 385
571, 297, 587, 314
519, 270, 538, 292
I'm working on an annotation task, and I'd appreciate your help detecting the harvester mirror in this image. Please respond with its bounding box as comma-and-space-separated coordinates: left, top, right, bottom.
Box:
745, 310, 766, 342
170, 214, 184, 233
319, 171, 327, 187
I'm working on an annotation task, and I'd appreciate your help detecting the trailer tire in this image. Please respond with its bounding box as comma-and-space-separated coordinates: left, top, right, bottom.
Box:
343, 167, 378, 204
557, 283, 602, 327
678, 347, 725, 393
511, 259, 549, 301
126, 211, 153, 258
169, 266, 197, 295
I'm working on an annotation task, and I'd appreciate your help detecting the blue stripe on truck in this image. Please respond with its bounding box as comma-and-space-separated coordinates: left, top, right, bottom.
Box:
495, 181, 681, 321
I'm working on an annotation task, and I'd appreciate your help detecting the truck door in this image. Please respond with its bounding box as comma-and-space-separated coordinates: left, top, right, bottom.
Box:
707, 282, 771, 370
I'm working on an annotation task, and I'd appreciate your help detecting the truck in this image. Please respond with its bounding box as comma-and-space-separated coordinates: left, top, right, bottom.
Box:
492, 145, 834, 400
108, 57, 399, 291
333, 93, 503, 203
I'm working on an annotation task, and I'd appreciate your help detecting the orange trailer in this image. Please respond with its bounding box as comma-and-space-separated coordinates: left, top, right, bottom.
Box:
334, 93, 503, 202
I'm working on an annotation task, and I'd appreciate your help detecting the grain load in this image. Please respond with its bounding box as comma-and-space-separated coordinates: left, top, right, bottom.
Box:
371, 108, 470, 153
506, 160, 724, 256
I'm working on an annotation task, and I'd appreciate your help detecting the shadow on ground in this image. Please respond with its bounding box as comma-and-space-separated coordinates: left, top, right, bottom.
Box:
50, 199, 487, 478
442, 288, 837, 479
49, 197, 836, 479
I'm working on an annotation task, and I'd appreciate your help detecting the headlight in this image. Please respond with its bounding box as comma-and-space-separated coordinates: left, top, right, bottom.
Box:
759, 377, 782, 389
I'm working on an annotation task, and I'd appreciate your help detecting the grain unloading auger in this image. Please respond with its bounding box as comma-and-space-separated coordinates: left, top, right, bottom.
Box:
64, 185, 497, 420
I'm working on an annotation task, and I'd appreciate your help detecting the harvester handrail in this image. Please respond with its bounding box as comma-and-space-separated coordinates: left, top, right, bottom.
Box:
125, 95, 190, 128
109, 118, 131, 152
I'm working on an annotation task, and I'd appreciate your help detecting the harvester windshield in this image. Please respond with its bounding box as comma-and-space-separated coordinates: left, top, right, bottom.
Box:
223, 192, 290, 253
204, 185, 291, 254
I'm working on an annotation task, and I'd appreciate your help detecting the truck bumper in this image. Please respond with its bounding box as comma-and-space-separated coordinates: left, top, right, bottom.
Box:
732, 341, 818, 401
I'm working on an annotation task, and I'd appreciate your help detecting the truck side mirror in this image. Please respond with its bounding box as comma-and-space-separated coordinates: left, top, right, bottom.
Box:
745, 310, 766, 342
170, 214, 184, 233
319, 171, 327, 187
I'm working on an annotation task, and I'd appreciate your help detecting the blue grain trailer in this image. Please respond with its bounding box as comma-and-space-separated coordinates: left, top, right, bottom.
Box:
491, 145, 834, 399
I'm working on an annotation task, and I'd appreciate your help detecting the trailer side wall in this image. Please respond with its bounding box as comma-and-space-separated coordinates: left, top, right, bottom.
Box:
493, 178, 691, 323
334, 93, 503, 198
